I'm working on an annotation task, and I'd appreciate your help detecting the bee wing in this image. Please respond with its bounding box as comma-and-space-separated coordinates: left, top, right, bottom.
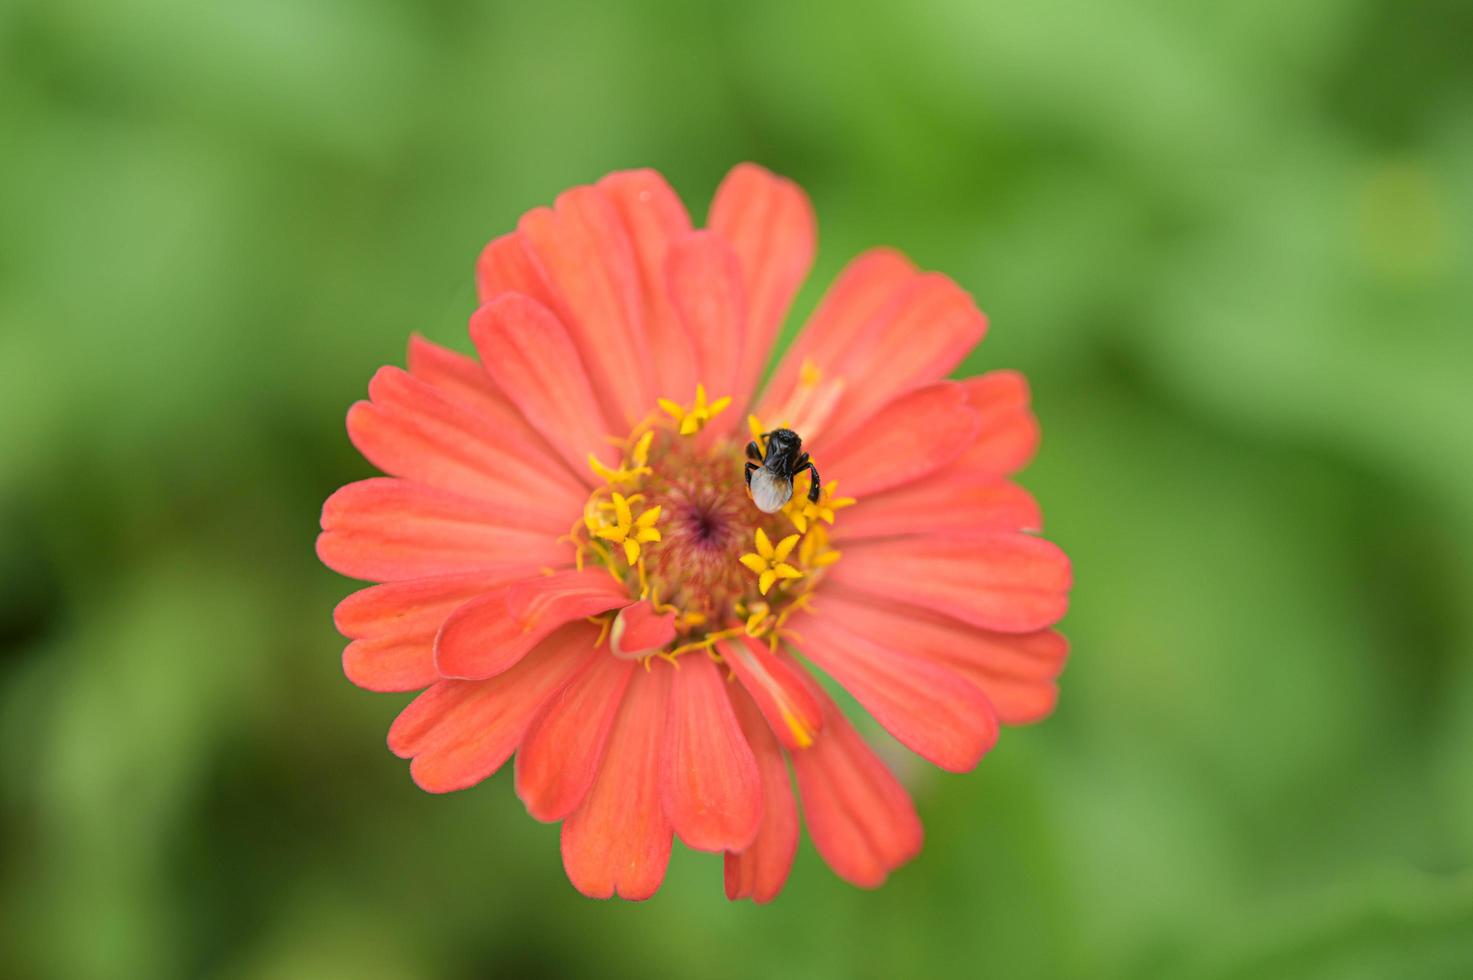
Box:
749, 468, 793, 514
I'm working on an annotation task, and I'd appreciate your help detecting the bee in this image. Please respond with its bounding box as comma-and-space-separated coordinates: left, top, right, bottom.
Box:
744, 428, 822, 514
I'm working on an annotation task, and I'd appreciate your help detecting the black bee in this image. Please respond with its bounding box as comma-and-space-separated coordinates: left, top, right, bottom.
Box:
744, 428, 821, 514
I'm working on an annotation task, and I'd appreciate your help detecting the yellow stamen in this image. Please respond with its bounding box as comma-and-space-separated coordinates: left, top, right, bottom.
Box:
587, 614, 613, 649
667, 626, 745, 659
659, 384, 732, 436
739, 527, 804, 596
798, 524, 842, 570
592, 492, 662, 565
747, 413, 767, 451
784, 477, 857, 533
587, 431, 656, 485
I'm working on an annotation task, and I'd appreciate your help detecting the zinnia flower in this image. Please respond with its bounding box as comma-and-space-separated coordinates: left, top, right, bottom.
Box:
318, 164, 1072, 901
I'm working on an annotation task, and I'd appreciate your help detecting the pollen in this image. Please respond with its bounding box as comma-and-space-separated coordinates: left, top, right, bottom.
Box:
739, 528, 804, 596
658, 384, 732, 436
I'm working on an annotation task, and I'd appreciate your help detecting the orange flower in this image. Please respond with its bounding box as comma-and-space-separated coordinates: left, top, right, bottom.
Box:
318, 165, 1071, 901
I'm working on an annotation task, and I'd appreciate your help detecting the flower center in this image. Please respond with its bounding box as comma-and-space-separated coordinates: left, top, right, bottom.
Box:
570, 387, 855, 660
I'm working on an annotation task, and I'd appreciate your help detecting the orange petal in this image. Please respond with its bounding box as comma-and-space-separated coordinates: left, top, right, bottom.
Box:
519, 187, 656, 427
475, 231, 559, 309
832, 480, 1041, 541
434, 570, 629, 680
707, 163, 814, 411
405, 336, 586, 490
666, 230, 746, 414
609, 600, 677, 658
819, 589, 1069, 725
599, 170, 699, 401
790, 665, 923, 888
794, 612, 999, 772
405, 334, 516, 423
758, 248, 917, 428
386, 622, 598, 793
823, 275, 988, 446
349, 366, 586, 520
316, 478, 571, 582
661, 654, 762, 852
342, 637, 439, 694
828, 532, 1071, 634
723, 684, 799, 904
469, 294, 619, 474
516, 652, 636, 821
562, 666, 674, 900
954, 370, 1040, 478
718, 635, 823, 750
334, 570, 523, 692
759, 253, 985, 444
822, 382, 981, 498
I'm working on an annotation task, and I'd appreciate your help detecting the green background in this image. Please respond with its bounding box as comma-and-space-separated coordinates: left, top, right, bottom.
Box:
3, 0, 1471, 977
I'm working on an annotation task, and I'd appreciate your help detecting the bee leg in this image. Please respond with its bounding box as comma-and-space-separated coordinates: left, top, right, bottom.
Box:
794, 457, 822, 503
746, 440, 765, 463
744, 461, 758, 488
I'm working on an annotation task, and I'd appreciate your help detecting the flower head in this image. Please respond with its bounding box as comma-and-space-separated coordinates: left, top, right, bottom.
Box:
319, 164, 1072, 901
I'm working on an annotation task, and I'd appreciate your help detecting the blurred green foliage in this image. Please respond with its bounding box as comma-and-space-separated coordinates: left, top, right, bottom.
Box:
2, 0, 1471, 977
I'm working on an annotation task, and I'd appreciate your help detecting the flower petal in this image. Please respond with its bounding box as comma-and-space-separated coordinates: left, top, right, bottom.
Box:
819, 275, 988, 446
818, 589, 1069, 725
723, 685, 798, 904
316, 478, 571, 582
342, 637, 438, 694
738, 553, 768, 575
827, 532, 1071, 633
516, 652, 636, 822
718, 635, 823, 750
666, 230, 747, 413
434, 570, 630, 680
790, 664, 923, 888
707, 163, 814, 411
386, 622, 598, 793
758, 253, 986, 443
954, 371, 1040, 478
348, 366, 586, 523
405, 338, 588, 494
832, 480, 1041, 542
609, 600, 677, 658
469, 294, 619, 474
758, 248, 917, 429
821, 382, 981, 498
772, 533, 800, 562
661, 654, 762, 852
562, 666, 673, 900
475, 231, 560, 309
794, 611, 998, 772
334, 570, 523, 692
598, 170, 699, 401
405, 334, 516, 423
518, 187, 656, 427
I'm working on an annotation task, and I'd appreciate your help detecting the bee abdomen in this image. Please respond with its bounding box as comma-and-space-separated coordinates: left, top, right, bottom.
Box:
749, 467, 793, 514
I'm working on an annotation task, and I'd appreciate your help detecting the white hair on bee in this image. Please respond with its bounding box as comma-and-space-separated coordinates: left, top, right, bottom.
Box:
749, 467, 794, 514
